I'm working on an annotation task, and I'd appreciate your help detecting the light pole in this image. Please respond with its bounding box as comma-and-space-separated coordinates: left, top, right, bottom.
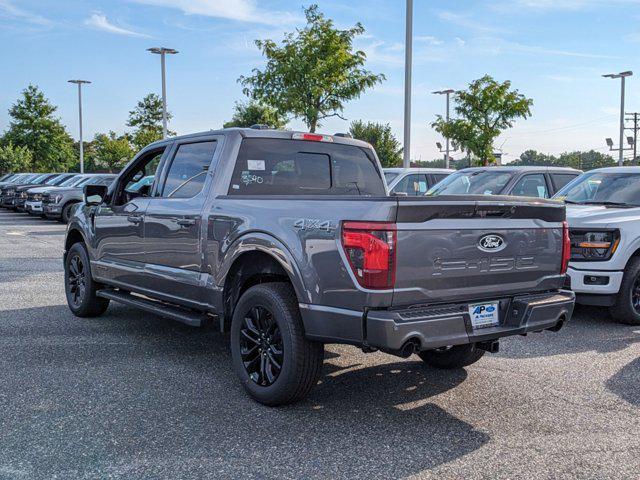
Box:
147, 47, 178, 138
603, 71, 633, 166
68, 79, 91, 173
403, 0, 413, 168
433, 89, 455, 169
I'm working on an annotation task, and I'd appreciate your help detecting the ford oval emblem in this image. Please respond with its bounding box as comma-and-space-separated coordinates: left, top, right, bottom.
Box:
478, 234, 506, 252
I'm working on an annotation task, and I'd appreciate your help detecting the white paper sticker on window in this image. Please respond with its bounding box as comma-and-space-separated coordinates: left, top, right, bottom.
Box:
537, 186, 546, 197
247, 159, 265, 171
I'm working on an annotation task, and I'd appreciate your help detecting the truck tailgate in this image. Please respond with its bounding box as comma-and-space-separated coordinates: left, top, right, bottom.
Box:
392, 196, 566, 307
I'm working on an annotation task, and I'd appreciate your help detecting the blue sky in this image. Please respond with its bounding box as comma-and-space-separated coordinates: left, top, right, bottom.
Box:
1, 0, 639, 163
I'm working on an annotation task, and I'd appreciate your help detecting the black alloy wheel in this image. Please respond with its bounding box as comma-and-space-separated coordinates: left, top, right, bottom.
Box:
239, 306, 284, 386
632, 275, 640, 314
67, 254, 87, 308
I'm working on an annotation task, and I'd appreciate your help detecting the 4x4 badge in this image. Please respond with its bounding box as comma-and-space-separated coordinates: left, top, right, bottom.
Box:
478, 234, 506, 252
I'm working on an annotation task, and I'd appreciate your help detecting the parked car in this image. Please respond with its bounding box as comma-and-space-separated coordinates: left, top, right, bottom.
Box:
63, 128, 574, 406
0, 173, 59, 209
25, 174, 85, 216
43, 174, 117, 222
554, 167, 640, 324
16, 173, 77, 212
426, 166, 582, 199
0, 173, 34, 188
383, 168, 454, 195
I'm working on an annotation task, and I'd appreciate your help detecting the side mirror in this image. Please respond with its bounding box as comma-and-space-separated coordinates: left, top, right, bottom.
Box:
84, 184, 108, 206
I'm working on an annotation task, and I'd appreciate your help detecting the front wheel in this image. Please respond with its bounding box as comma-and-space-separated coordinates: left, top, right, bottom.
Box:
230, 283, 324, 406
609, 257, 640, 325
64, 242, 110, 317
60, 202, 78, 223
419, 344, 485, 369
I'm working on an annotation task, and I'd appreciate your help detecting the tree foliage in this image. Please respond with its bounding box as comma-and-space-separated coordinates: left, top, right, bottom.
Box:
349, 120, 402, 168
0, 142, 33, 173
3, 85, 74, 172
92, 131, 135, 173
511, 149, 621, 170
223, 101, 287, 129
432, 75, 533, 166
127, 93, 173, 150
240, 4, 384, 132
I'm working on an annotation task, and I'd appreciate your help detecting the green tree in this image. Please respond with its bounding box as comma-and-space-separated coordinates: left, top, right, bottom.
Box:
240, 5, 384, 132
349, 120, 402, 167
432, 75, 533, 166
92, 131, 135, 173
127, 93, 173, 150
511, 149, 556, 166
0, 142, 32, 173
3, 85, 74, 172
223, 101, 287, 129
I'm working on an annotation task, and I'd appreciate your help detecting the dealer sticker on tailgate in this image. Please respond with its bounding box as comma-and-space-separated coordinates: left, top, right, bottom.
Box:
468, 302, 500, 329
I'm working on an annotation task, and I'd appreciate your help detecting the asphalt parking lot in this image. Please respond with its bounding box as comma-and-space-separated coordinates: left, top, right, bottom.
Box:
0, 209, 639, 479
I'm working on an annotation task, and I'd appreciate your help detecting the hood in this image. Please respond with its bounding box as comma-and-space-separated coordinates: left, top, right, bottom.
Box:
566, 204, 640, 229
27, 186, 63, 194
44, 187, 80, 195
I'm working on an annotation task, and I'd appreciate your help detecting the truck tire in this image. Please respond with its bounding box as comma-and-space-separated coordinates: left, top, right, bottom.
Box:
418, 344, 485, 369
609, 257, 640, 325
230, 282, 324, 406
60, 202, 78, 223
64, 242, 110, 317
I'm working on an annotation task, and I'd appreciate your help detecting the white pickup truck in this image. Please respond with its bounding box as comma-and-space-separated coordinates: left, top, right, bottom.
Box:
555, 167, 640, 325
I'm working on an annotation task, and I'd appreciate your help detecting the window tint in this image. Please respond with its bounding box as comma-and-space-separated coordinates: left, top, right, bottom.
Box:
431, 174, 449, 185
393, 174, 428, 196
96, 177, 116, 186
161, 141, 217, 198
229, 138, 385, 196
510, 173, 548, 198
552, 173, 579, 191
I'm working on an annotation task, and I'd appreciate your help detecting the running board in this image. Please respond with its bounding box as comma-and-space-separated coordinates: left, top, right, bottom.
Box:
96, 289, 210, 327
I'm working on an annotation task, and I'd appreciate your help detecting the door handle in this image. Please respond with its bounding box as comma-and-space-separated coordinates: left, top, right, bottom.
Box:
176, 218, 196, 226
127, 215, 142, 224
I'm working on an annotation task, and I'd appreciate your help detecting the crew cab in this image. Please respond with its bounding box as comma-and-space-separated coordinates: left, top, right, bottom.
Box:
427, 166, 582, 199
554, 167, 640, 325
383, 168, 454, 195
64, 128, 575, 405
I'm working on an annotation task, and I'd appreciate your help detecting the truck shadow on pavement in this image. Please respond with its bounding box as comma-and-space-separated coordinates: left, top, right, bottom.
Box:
606, 357, 640, 407
0, 303, 489, 479
496, 305, 640, 358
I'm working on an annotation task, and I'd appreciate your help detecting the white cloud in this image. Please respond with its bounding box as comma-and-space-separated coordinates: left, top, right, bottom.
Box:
131, 0, 299, 26
454, 37, 466, 47
494, 0, 640, 12
415, 35, 443, 46
0, 0, 50, 26
84, 13, 150, 38
437, 11, 504, 33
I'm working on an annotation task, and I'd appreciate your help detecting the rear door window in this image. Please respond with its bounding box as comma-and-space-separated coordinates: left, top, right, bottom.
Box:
229, 138, 385, 196
392, 174, 428, 196
551, 173, 579, 192
510, 173, 549, 198
160, 141, 217, 198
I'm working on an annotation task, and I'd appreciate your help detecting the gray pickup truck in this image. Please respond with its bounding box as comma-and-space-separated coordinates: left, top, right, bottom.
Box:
64, 128, 575, 405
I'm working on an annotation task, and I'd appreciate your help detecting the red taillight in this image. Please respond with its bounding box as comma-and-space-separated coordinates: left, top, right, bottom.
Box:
341, 221, 396, 289
561, 221, 571, 274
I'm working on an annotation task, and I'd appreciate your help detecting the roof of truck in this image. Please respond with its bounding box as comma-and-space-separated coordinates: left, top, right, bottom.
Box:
460, 166, 582, 173
145, 128, 374, 150
583, 166, 640, 173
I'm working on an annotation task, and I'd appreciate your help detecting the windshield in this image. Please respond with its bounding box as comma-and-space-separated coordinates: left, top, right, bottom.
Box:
45, 174, 68, 186
427, 170, 515, 196
554, 171, 640, 207
59, 175, 84, 187
384, 172, 399, 184
28, 174, 48, 184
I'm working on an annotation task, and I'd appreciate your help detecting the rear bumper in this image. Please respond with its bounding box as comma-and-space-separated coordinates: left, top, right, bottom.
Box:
300, 290, 575, 351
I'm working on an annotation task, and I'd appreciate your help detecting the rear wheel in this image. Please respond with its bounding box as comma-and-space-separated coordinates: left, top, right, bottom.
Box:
609, 257, 640, 325
230, 283, 324, 406
64, 242, 110, 317
419, 344, 485, 369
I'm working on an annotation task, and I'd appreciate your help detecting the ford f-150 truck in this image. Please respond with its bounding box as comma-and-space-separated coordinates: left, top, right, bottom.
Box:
64, 128, 575, 405
554, 167, 640, 325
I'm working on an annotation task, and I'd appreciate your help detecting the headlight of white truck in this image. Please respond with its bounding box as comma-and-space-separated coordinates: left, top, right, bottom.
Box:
570, 229, 620, 261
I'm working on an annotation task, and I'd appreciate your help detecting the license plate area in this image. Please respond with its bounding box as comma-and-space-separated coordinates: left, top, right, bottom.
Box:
468, 302, 500, 329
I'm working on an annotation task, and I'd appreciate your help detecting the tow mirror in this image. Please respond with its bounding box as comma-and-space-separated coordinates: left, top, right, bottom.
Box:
84, 184, 108, 206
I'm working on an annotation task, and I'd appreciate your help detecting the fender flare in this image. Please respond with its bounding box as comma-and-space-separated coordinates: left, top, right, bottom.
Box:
216, 231, 311, 304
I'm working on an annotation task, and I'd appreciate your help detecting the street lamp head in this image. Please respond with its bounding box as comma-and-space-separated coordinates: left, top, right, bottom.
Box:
603, 71, 633, 79
436, 142, 443, 149
68, 79, 91, 85
147, 47, 178, 55
628, 136, 634, 146
606, 138, 614, 147
432, 89, 455, 95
